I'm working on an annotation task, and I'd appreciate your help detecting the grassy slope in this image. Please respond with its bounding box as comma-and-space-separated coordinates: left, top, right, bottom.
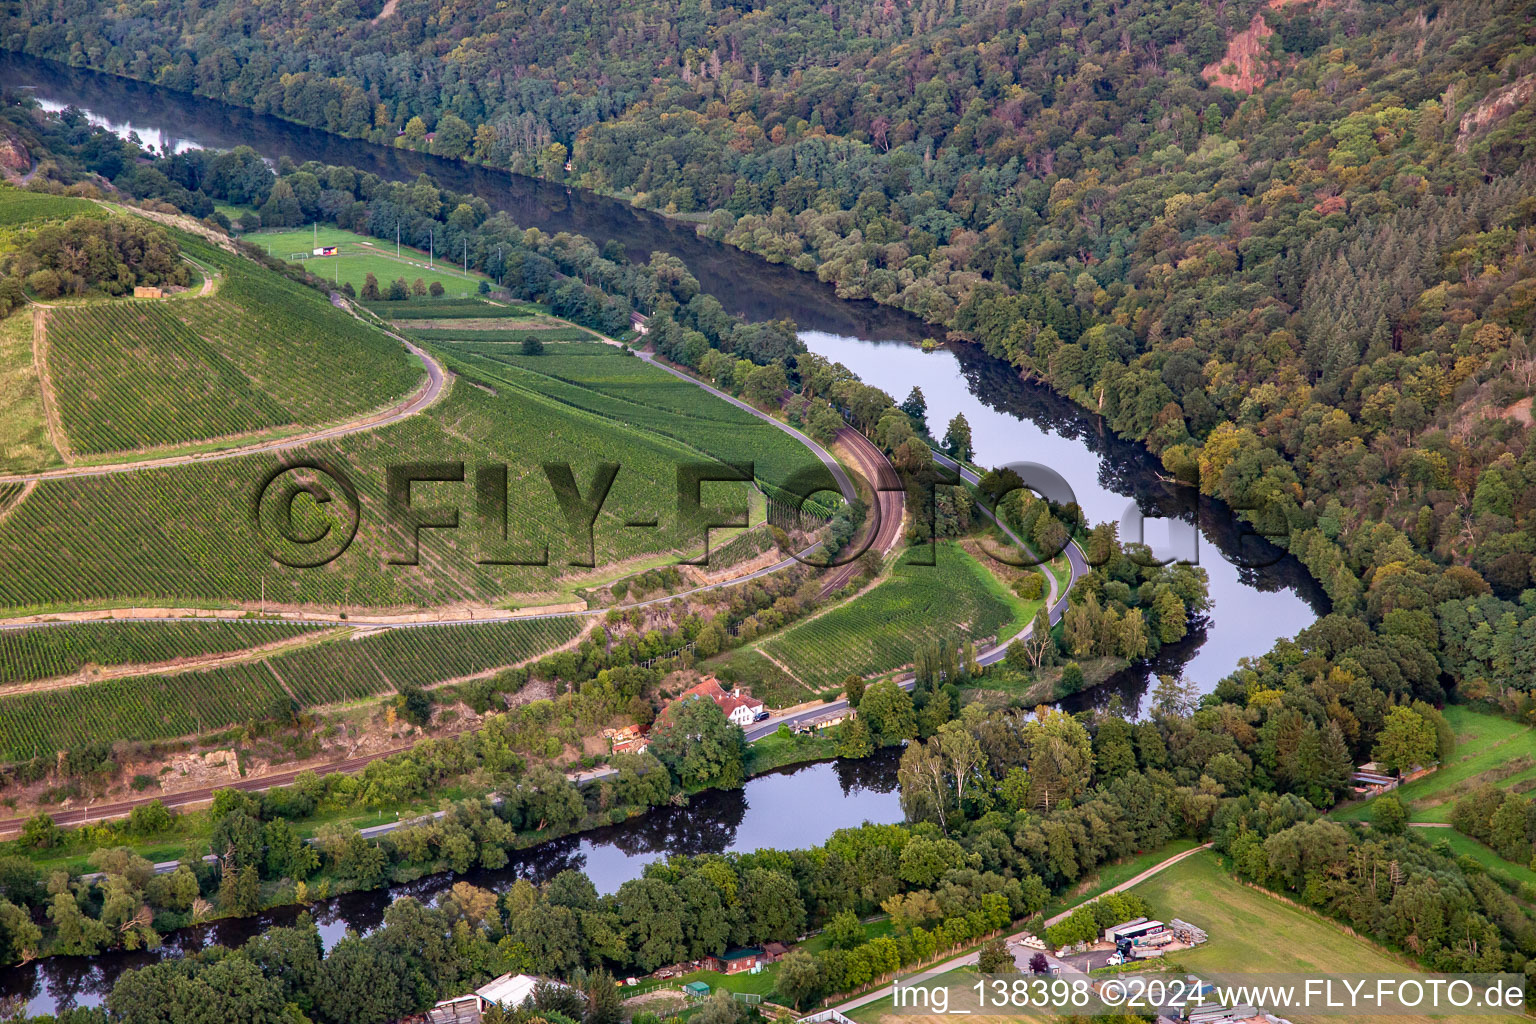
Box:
0, 310, 59, 473
1336, 706, 1536, 823
1131, 851, 1526, 1024
250, 225, 493, 297
755, 542, 1026, 690
0, 186, 103, 472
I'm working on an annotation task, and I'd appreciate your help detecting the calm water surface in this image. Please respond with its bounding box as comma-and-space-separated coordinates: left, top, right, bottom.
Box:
0, 50, 1329, 1011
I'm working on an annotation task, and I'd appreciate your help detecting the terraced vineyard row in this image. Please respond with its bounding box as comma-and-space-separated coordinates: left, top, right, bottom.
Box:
0, 186, 102, 225
0, 620, 323, 686
47, 302, 293, 454
173, 241, 421, 428
0, 661, 290, 760
366, 300, 541, 319
758, 543, 1022, 689
0, 379, 725, 611
405, 328, 596, 343
449, 347, 833, 493
0, 617, 582, 760
273, 617, 584, 706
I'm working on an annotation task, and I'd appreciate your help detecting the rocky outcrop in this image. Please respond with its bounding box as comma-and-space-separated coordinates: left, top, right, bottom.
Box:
1456, 74, 1536, 152
0, 132, 31, 177
1201, 13, 1278, 94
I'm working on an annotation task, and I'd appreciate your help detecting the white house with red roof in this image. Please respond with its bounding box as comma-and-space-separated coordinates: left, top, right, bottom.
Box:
674, 677, 765, 727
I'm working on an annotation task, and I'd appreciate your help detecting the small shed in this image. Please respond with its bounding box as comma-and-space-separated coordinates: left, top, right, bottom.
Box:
683, 981, 711, 1000
133, 285, 164, 298
705, 947, 763, 974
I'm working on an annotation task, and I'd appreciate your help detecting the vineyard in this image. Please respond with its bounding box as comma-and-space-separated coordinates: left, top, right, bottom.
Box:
0, 616, 582, 761
0, 483, 23, 517
46, 302, 293, 454
756, 543, 1026, 689
173, 241, 422, 429
35, 232, 421, 456
0, 186, 101, 226
443, 345, 835, 495
0, 620, 323, 686
0, 376, 758, 611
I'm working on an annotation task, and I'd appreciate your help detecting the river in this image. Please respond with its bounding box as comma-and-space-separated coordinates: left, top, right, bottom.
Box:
0, 752, 903, 1014
0, 51, 1327, 1012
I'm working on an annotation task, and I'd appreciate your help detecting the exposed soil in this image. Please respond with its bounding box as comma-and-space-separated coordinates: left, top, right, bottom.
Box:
29, 306, 71, 464
1201, 12, 1278, 93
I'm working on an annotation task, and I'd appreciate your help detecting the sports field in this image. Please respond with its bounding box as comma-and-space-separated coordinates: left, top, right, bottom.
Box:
251, 225, 494, 297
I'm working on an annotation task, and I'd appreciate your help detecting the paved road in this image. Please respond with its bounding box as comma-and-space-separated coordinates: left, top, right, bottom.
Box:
831, 843, 1213, 1015
932, 449, 1090, 629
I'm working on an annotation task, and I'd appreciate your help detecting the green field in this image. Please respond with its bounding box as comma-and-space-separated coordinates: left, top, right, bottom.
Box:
1336, 706, 1536, 823
35, 233, 421, 457
0, 617, 582, 760
251, 226, 492, 297
1131, 851, 1525, 1024
0, 619, 324, 686
0, 310, 59, 474
755, 543, 1029, 691
0, 186, 102, 226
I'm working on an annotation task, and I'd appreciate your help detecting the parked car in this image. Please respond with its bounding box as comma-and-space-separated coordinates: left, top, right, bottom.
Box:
755, 710, 770, 722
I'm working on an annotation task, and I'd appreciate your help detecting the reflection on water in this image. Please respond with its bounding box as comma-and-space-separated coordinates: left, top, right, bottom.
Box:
804, 332, 1327, 688
0, 49, 1332, 1013
0, 751, 903, 1015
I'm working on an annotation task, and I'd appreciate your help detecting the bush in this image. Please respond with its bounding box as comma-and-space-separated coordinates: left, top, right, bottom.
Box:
1013, 573, 1044, 600
27, 268, 62, 298
521, 336, 545, 356
1060, 662, 1085, 694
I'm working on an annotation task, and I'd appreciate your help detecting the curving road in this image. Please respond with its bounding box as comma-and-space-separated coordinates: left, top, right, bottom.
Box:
0, 312, 1087, 827
0, 306, 447, 485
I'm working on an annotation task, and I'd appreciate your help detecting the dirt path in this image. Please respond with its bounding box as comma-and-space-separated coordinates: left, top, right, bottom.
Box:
833, 843, 1213, 1015
0, 478, 33, 527
29, 305, 71, 465
0, 625, 350, 695
0, 331, 447, 485
754, 646, 814, 693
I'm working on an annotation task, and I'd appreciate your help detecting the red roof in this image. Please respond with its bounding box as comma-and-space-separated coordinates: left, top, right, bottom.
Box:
674, 678, 763, 719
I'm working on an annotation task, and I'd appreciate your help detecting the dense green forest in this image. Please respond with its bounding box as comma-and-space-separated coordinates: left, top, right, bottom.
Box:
1, 0, 1536, 1018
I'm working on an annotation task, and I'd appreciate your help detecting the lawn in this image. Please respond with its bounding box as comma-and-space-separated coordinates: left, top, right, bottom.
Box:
1131, 850, 1526, 1024
1038, 839, 1201, 921
1335, 706, 1536, 823
250, 225, 493, 297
